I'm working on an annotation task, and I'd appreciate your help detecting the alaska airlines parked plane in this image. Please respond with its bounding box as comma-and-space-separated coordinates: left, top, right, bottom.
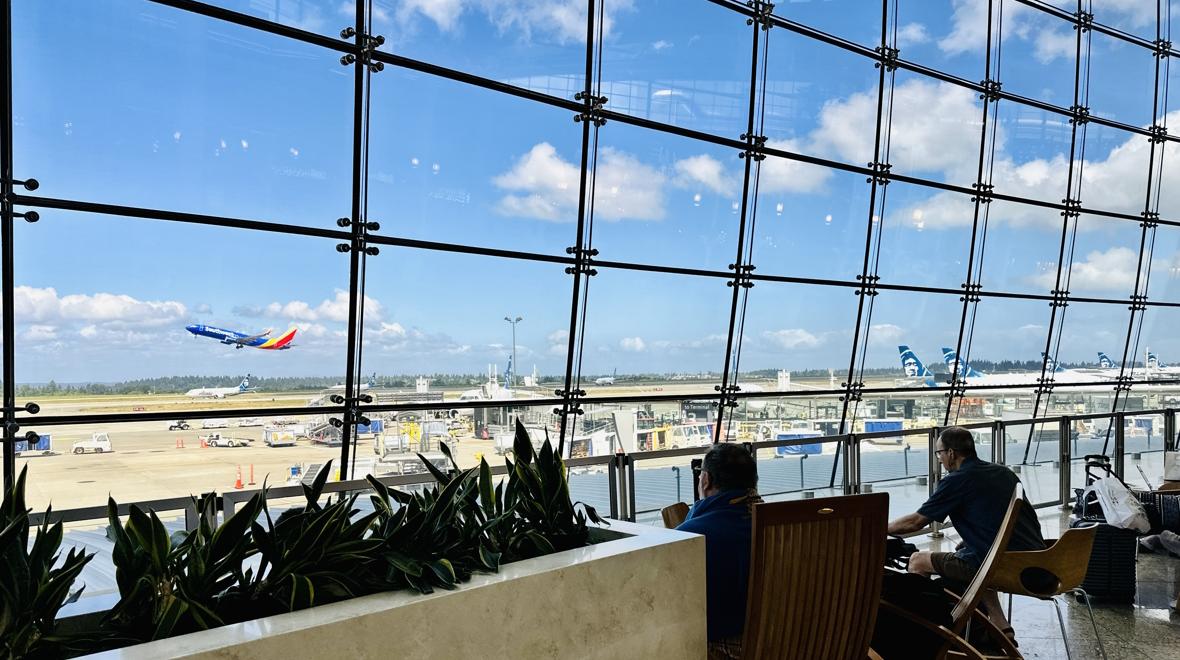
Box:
1098, 352, 1116, 369
186, 324, 296, 350
896, 346, 937, 386
595, 368, 617, 386
186, 375, 254, 398
939, 348, 1099, 385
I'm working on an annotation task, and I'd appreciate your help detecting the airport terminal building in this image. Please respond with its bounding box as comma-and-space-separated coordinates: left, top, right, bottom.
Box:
2, 1, 1179, 658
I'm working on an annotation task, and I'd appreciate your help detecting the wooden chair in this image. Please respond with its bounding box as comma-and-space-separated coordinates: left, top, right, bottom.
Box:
988, 525, 1105, 660
881, 484, 1026, 659
661, 501, 690, 529
740, 493, 892, 659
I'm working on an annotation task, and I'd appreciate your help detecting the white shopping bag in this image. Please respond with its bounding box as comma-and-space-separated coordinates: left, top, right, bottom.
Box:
1084, 477, 1150, 533
1164, 451, 1180, 481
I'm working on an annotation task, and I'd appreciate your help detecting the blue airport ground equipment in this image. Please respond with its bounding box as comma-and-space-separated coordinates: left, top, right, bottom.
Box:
864, 419, 904, 444
355, 419, 385, 435
775, 431, 823, 456
14, 434, 52, 456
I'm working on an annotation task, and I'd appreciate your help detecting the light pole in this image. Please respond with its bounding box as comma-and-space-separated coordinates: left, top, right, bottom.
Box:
504, 315, 522, 387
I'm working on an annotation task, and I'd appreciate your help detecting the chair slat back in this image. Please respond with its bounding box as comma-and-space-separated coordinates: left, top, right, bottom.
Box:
949, 483, 1024, 629
741, 493, 888, 660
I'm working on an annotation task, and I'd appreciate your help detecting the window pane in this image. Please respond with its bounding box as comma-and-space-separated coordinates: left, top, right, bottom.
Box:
775, 0, 882, 47
1087, 31, 1157, 129
882, 70, 984, 189
893, 0, 986, 84
587, 121, 742, 272
750, 162, 870, 283
852, 289, 965, 390
875, 180, 974, 290
1081, 123, 1152, 216
12, 0, 352, 228
202, 0, 345, 37
996, 7, 1076, 110
367, 70, 581, 255
13, 213, 348, 412
600, 0, 753, 137
579, 269, 729, 396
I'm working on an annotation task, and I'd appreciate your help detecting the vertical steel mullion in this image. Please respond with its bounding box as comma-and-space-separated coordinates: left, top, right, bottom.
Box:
831, 0, 889, 487
557, 0, 598, 444
338, 2, 365, 479
1, 0, 14, 487
1022, 0, 1088, 463
714, 10, 764, 444
1057, 415, 1070, 507
944, 0, 997, 427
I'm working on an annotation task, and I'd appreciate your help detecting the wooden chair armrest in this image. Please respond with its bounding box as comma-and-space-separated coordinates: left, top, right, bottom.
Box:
878, 601, 986, 660
868, 648, 885, 660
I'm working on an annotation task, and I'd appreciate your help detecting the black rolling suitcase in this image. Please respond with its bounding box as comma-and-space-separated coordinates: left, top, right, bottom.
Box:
1071, 455, 1137, 602
1070, 518, 1137, 603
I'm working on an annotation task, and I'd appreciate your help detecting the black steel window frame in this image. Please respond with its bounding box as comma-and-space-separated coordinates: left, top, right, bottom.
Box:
2, 0, 1180, 496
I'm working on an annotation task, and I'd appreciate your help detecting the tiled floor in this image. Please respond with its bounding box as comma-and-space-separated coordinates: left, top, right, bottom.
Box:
914, 509, 1180, 659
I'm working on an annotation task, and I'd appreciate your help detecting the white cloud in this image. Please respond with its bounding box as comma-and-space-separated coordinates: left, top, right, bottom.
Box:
938, 0, 1153, 60
760, 139, 836, 193
1028, 246, 1141, 292
673, 154, 737, 195
15, 286, 187, 327
493, 142, 665, 221
23, 325, 57, 341
255, 290, 383, 324
652, 39, 672, 51
868, 323, 904, 345
620, 336, 646, 352
394, 0, 634, 43
547, 329, 569, 355
379, 321, 407, 338
762, 328, 822, 350
896, 22, 929, 47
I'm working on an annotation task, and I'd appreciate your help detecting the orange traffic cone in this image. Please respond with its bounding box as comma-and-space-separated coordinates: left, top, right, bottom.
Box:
175, 437, 185, 449
248, 464, 256, 486
200, 437, 207, 448
234, 466, 244, 490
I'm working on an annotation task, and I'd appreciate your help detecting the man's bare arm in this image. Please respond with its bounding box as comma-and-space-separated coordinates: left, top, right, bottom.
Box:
887, 512, 930, 536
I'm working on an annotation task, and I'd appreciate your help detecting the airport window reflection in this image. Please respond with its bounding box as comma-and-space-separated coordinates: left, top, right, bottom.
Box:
6, 0, 1180, 515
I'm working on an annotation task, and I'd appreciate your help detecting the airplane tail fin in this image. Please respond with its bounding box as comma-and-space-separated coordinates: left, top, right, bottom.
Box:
240, 374, 251, 391
941, 347, 982, 377
1041, 352, 1066, 373
269, 327, 297, 349
1098, 352, 1114, 369
898, 345, 933, 379
1149, 352, 1166, 369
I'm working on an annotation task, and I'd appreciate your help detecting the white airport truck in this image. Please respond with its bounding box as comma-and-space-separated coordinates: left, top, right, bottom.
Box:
72, 432, 113, 454
200, 433, 251, 448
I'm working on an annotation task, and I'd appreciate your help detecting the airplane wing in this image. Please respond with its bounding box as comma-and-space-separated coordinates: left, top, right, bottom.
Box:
230, 329, 272, 345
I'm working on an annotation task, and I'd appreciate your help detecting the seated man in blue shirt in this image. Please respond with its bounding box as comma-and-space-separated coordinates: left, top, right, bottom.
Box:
677, 442, 761, 657
887, 426, 1045, 640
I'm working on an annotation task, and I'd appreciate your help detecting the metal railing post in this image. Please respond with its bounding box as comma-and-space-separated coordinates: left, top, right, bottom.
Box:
992, 420, 1005, 465
1166, 408, 1177, 452
1114, 412, 1126, 480
608, 454, 620, 520
626, 455, 636, 523
1058, 416, 1071, 508
928, 426, 943, 538
841, 434, 858, 495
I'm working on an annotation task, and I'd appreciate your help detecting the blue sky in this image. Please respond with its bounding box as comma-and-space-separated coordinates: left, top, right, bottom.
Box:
9, 0, 1180, 383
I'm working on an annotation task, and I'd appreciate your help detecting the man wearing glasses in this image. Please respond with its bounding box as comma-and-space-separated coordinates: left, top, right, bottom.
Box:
887, 426, 1045, 640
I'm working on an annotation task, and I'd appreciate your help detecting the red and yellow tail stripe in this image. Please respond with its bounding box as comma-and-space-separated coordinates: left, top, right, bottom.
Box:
259, 328, 297, 349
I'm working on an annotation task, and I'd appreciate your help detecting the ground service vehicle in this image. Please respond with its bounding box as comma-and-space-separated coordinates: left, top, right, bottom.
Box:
15, 434, 52, 457
201, 433, 251, 448
72, 433, 112, 454
169, 420, 191, 431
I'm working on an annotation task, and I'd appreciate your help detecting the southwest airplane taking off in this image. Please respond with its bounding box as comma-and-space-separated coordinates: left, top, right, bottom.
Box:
186, 324, 297, 350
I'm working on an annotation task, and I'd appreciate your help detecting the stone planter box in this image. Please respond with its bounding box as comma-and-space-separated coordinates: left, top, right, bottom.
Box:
83, 521, 706, 660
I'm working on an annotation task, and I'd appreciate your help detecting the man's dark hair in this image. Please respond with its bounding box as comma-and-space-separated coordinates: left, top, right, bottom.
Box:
702, 442, 758, 491
939, 426, 977, 458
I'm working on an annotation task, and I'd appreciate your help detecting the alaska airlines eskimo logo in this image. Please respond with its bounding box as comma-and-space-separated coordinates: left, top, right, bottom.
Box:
903, 356, 920, 377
